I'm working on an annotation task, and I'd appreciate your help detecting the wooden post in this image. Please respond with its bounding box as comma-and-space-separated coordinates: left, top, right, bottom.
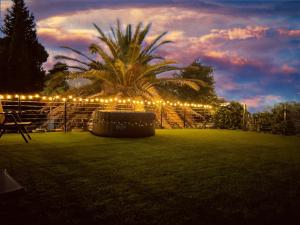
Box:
64, 101, 67, 133
183, 107, 186, 128
18, 96, 21, 114
243, 103, 247, 130
283, 104, 287, 135
160, 103, 163, 128
283, 104, 287, 121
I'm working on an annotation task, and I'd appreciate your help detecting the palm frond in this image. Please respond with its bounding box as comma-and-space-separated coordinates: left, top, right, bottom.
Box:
138, 23, 151, 44
142, 31, 168, 56
155, 78, 204, 91
60, 46, 96, 62
135, 61, 177, 82
55, 55, 90, 68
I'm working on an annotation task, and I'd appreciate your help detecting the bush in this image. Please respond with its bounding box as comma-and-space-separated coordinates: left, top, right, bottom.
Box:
252, 102, 300, 135
214, 102, 244, 129
252, 112, 273, 132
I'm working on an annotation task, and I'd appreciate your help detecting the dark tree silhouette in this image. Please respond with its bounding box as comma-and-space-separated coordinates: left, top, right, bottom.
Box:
42, 62, 70, 95
165, 59, 217, 103
0, 0, 48, 93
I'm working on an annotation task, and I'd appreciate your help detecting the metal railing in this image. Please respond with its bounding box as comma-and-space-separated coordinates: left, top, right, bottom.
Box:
1, 99, 215, 132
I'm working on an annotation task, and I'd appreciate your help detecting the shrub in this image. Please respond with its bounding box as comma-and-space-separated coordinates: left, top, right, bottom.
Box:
214, 102, 244, 129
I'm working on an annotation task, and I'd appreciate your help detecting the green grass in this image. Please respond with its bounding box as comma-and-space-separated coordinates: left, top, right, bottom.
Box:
1, 130, 300, 225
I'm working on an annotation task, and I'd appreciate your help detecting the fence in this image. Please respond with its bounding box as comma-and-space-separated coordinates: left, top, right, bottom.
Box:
1, 99, 215, 132
2, 96, 299, 135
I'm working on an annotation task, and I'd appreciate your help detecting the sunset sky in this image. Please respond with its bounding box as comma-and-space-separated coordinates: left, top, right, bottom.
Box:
1, 0, 300, 111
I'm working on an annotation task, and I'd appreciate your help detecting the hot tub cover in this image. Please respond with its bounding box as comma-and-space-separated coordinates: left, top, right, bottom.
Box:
90, 111, 156, 137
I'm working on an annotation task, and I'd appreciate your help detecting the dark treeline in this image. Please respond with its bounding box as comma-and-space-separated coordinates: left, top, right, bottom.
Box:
0, 0, 48, 93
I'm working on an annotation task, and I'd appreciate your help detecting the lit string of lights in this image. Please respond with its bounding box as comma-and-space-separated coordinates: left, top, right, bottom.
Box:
0, 94, 216, 108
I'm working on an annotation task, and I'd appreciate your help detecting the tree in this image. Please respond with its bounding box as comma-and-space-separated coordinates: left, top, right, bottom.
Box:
165, 60, 217, 103
251, 102, 300, 135
42, 62, 69, 95
271, 102, 299, 134
0, 0, 48, 93
56, 21, 204, 99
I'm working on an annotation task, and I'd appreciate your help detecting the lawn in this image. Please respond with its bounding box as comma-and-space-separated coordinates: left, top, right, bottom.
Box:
0, 129, 300, 225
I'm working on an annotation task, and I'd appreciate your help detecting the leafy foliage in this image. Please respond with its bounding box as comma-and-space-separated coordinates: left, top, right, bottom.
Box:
43, 62, 69, 95
0, 0, 48, 93
167, 60, 217, 103
253, 102, 300, 134
214, 102, 244, 129
56, 21, 204, 99
252, 112, 273, 131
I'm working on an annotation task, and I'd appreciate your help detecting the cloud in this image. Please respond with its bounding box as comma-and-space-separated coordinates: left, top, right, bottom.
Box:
37, 27, 96, 58
202, 50, 251, 67
214, 75, 243, 94
38, 27, 96, 43
278, 28, 300, 37
242, 95, 284, 109
24, 0, 300, 21
271, 64, 298, 75
0, 0, 12, 12
200, 26, 269, 43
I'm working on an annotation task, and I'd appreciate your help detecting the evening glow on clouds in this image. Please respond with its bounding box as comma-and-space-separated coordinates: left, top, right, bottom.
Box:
1, 0, 299, 111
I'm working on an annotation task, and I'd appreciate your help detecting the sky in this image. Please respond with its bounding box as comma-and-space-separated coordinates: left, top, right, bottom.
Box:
1, 0, 300, 111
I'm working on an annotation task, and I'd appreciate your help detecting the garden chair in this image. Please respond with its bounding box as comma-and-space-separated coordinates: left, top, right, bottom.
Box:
0, 100, 32, 143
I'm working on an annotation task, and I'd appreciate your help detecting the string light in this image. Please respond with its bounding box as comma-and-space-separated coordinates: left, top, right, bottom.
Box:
0, 93, 216, 109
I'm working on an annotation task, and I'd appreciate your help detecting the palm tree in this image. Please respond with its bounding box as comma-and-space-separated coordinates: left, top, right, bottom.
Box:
55, 21, 205, 100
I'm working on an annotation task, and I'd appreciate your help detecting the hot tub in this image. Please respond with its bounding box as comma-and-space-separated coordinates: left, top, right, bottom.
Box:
90, 111, 156, 137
